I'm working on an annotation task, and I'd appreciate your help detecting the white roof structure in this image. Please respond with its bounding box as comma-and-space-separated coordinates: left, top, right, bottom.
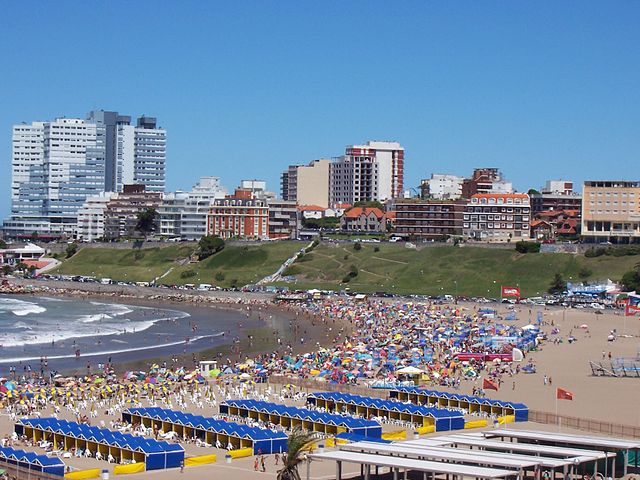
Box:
308, 450, 518, 480
484, 429, 640, 450
419, 435, 613, 460
340, 441, 541, 470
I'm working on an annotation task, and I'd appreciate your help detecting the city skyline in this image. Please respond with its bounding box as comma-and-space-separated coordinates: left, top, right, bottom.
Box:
1, 2, 639, 220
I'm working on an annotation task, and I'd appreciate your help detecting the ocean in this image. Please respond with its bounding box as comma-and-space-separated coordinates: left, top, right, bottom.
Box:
0, 294, 255, 373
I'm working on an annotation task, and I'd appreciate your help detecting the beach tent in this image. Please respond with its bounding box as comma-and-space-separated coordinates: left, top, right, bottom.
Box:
123, 407, 287, 454
220, 399, 382, 438
307, 392, 464, 432
15, 418, 184, 471
0, 447, 65, 477
389, 386, 528, 422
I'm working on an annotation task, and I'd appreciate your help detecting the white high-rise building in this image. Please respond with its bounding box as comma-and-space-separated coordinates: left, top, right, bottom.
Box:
329, 141, 404, 205
4, 118, 106, 237
116, 116, 166, 193
159, 177, 227, 240
4, 111, 167, 238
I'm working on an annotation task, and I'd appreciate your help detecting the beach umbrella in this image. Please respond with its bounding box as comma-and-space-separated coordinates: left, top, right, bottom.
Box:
580, 324, 589, 329
4, 382, 15, 391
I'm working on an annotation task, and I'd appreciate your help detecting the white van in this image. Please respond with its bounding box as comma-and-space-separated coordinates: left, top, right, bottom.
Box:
198, 284, 212, 291
100, 278, 112, 285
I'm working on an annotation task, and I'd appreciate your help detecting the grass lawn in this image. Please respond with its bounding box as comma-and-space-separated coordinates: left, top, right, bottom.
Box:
276, 243, 638, 297
55, 245, 196, 282
161, 241, 304, 288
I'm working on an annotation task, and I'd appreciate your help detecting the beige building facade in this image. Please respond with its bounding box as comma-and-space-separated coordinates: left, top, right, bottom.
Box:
281, 159, 330, 208
581, 181, 640, 243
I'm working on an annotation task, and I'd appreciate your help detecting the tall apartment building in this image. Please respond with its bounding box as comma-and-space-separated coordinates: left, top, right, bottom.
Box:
88, 111, 166, 193
461, 168, 513, 198
4, 111, 166, 238
530, 180, 582, 214
420, 174, 464, 200
281, 159, 331, 208
207, 189, 269, 240
463, 193, 531, 243
581, 181, 640, 244
393, 199, 466, 241
329, 141, 404, 205
4, 118, 107, 238
159, 177, 226, 240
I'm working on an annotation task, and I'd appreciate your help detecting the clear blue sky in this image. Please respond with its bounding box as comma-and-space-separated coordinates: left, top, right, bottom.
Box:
1, 1, 639, 218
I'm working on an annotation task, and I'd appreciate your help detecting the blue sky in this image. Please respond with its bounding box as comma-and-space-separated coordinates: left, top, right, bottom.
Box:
1, 1, 639, 218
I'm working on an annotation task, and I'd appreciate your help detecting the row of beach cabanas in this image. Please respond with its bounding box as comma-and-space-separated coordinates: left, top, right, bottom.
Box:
0, 446, 65, 477
220, 399, 382, 438
15, 418, 184, 471
307, 391, 465, 431
123, 407, 288, 454
389, 387, 529, 421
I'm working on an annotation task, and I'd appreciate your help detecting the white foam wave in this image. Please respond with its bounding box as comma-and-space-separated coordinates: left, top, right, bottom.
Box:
0, 334, 220, 364
0, 298, 47, 316
80, 314, 113, 323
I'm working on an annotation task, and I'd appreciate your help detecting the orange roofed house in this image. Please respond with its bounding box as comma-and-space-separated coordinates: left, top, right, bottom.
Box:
341, 207, 391, 233
207, 188, 268, 240
463, 193, 531, 243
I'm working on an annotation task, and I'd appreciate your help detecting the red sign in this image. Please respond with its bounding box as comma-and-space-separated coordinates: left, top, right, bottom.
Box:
483, 378, 499, 391
501, 286, 521, 298
556, 388, 573, 401
625, 297, 640, 317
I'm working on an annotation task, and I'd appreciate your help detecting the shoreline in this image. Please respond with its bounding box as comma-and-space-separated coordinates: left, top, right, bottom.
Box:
0, 279, 342, 376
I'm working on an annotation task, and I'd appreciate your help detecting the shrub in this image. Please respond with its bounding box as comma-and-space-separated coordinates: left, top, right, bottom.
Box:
214, 272, 225, 281
198, 235, 225, 261
374, 246, 380, 252
180, 269, 196, 279
133, 250, 145, 260
515, 241, 541, 254
342, 275, 352, 283
65, 243, 78, 259
353, 242, 362, 251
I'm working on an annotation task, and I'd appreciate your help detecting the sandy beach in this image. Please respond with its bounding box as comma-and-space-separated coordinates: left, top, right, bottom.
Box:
0, 279, 638, 480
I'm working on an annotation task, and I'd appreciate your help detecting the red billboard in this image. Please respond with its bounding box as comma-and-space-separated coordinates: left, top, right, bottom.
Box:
501, 286, 521, 298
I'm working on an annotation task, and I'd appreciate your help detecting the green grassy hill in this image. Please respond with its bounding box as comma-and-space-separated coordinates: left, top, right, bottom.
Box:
279, 243, 636, 297
55, 242, 303, 287
53, 241, 637, 296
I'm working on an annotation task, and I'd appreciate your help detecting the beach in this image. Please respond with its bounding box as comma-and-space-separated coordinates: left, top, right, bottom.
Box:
0, 279, 638, 480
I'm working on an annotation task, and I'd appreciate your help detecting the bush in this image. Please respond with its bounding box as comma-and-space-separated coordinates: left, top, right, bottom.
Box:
214, 272, 225, 281
353, 242, 362, 251
374, 246, 380, 252
229, 278, 239, 288
282, 266, 301, 276
198, 236, 225, 261
515, 241, 541, 254
343, 254, 349, 260
348, 264, 359, 278
65, 243, 78, 259
342, 275, 352, 283
180, 269, 196, 279
133, 250, 145, 260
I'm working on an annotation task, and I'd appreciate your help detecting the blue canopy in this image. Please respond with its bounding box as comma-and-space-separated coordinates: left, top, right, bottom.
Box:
0, 446, 65, 476
16, 418, 184, 470
220, 399, 382, 438
124, 407, 287, 454
389, 386, 529, 421
307, 391, 465, 431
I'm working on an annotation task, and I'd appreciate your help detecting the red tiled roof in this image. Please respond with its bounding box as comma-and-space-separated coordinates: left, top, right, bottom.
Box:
343, 207, 385, 219
297, 205, 327, 212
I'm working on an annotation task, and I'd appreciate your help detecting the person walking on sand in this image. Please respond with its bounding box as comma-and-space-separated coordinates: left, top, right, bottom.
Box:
261, 455, 266, 472
543, 374, 548, 385
254, 457, 259, 471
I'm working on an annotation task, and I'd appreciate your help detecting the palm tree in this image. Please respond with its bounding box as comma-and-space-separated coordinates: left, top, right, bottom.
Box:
277, 427, 317, 480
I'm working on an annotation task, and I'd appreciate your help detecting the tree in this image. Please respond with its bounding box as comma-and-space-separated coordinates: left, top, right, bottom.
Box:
65, 243, 78, 259
277, 427, 317, 480
527, 188, 541, 196
620, 262, 640, 292
548, 273, 566, 295
0, 239, 6, 249
30, 231, 39, 241
578, 266, 592, 281
135, 208, 158, 235
1, 265, 11, 276
198, 235, 225, 260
